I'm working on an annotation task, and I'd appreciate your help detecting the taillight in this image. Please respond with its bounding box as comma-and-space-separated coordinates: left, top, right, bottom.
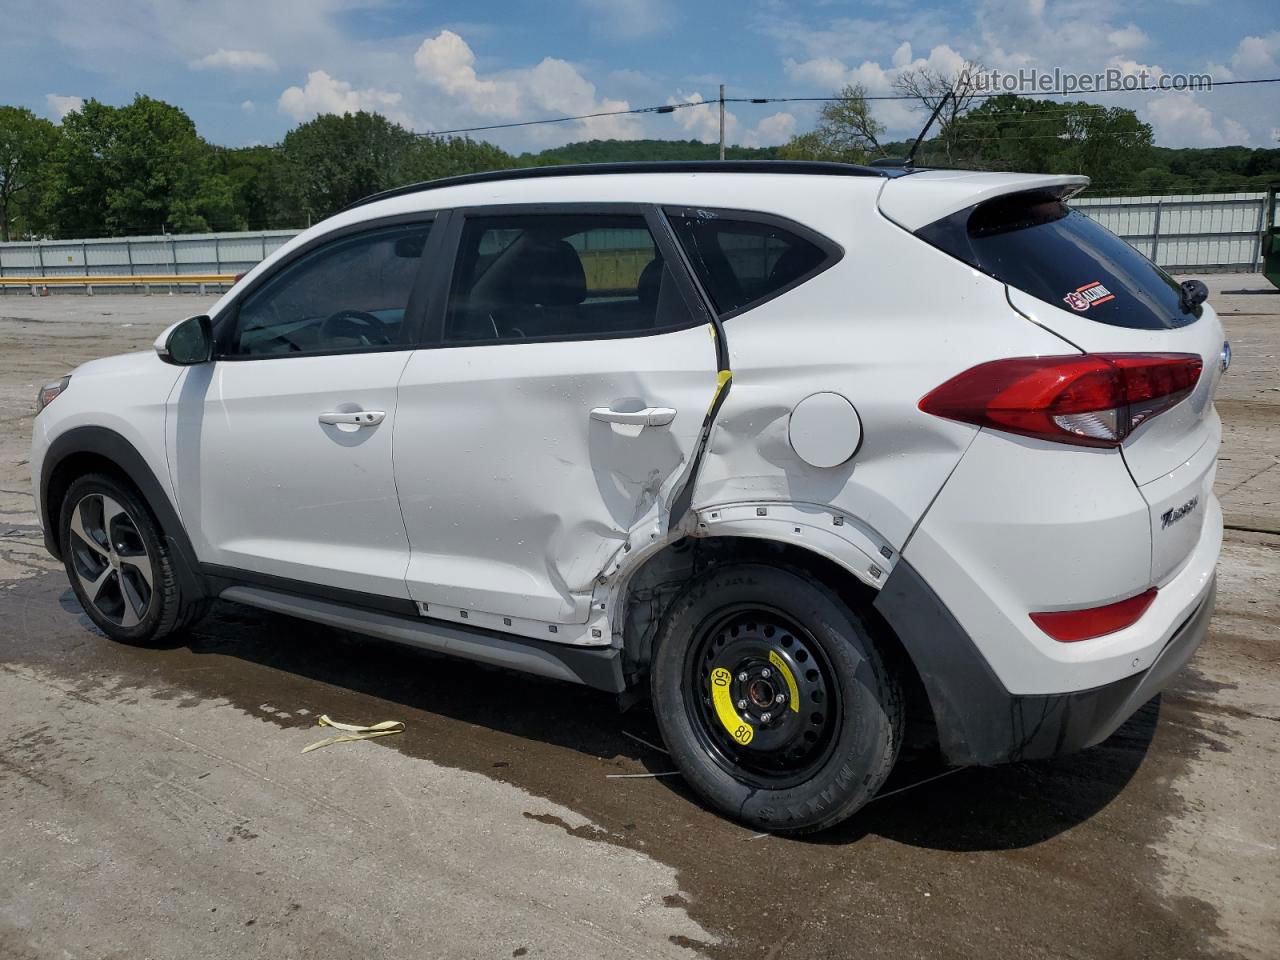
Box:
1031, 588, 1157, 642
919, 353, 1202, 447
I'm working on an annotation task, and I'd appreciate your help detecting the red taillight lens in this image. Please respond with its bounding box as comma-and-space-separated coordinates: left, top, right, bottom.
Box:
1031, 588, 1158, 642
919, 353, 1202, 447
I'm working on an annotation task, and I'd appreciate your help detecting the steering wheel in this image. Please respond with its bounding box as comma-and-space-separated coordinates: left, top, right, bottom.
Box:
319, 309, 391, 346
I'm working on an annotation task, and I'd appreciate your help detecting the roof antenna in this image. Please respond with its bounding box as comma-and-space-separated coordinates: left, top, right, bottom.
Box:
870, 88, 954, 169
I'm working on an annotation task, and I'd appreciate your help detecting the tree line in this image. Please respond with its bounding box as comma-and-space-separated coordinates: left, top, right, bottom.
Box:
1, 86, 1277, 242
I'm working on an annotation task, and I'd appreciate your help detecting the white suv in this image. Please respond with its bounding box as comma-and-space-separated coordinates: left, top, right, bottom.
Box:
31, 161, 1225, 833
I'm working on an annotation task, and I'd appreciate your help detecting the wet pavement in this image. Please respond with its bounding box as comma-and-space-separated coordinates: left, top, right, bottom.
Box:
2, 282, 1278, 959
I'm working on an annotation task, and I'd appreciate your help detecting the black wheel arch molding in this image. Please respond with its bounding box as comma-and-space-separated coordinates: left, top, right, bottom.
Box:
40, 425, 210, 603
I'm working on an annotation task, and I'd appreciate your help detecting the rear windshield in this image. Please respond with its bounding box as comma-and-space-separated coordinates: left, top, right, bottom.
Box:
916, 190, 1200, 330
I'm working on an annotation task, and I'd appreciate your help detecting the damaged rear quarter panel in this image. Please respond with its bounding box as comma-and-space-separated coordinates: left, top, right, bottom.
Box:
690, 186, 1080, 553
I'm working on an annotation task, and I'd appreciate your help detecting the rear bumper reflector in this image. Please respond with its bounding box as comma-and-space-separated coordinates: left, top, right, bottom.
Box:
1030, 588, 1158, 643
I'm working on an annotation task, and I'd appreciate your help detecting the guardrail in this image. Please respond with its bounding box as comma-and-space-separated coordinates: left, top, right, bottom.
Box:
0, 229, 294, 296
2, 193, 1276, 296
0, 274, 237, 295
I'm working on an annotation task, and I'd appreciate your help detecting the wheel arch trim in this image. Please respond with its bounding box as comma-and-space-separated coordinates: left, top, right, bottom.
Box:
40, 425, 209, 600
691, 502, 895, 589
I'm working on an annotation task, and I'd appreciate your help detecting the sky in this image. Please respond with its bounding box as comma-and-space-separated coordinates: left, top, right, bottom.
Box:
1, 0, 1276, 153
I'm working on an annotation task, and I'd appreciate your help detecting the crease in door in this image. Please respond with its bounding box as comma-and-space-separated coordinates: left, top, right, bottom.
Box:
388, 349, 419, 591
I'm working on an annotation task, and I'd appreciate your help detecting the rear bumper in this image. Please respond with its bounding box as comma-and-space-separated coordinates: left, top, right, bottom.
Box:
873, 561, 1216, 766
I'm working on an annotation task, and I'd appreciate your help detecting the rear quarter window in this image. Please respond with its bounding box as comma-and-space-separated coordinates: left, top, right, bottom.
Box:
916, 190, 1201, 331
666, 209, 841, 318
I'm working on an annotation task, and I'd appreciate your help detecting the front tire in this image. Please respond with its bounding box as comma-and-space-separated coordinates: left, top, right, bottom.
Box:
60, 473, 206, 646
651, 563, 903, 833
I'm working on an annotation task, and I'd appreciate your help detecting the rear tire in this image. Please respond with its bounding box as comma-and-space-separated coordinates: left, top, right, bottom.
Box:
651, 563, 902, 833
59, 473, 208, 647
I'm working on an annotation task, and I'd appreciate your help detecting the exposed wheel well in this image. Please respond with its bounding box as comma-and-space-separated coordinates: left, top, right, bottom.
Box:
619, 535, 937, 749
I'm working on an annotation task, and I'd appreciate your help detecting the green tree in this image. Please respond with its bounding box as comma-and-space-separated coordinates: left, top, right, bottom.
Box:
213, 144, 299, 229
278, 112, 416, 222
0, 106, 59, 241
45, 95, 238, 236
399, 135, 513, 182
950, 95, 1153, 187
777, 85, 885, 163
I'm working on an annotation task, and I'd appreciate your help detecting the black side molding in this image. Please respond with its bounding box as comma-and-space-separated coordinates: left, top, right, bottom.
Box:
217, 581, 627, 694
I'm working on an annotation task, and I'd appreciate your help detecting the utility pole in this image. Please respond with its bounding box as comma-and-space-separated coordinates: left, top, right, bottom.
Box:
718, 84, 726, 160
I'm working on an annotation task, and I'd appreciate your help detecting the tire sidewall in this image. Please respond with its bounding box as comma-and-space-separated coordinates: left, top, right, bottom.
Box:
651, 563, 899, 832
60, 474, 168, 643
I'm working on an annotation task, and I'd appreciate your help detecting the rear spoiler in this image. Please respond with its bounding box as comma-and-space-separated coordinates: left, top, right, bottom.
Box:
877, 171, 1090, 232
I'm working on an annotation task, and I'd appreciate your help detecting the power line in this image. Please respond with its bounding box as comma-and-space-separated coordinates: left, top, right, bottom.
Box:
413, 76, 1280, 139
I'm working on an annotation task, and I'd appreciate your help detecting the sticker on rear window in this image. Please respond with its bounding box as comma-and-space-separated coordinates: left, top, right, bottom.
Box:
1063, 281, 1115, 312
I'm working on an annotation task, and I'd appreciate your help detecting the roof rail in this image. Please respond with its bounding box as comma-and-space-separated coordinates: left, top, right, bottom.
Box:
344, 160, 906, 212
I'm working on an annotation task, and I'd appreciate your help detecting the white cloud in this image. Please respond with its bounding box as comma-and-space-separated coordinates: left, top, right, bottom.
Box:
747, 111, 797, 146
1144, 92, 1250, 147
413, 30, 643, 141
190, 48, 277, 72
1212, 31, 1280, 80
578, 0, 673, 39
664, 93, 795, 148
782, 43, 968, 138
1104, 25, 1150, 52
784, 56, 850, 90
240, 99, 255, 112
45, 93, 84, 120
667, 91, 731, 143
414, 29, 520, 117
278, 70, 407, 124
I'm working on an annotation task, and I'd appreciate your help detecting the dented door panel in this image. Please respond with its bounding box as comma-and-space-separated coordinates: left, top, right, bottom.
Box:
395, 331, 714, 624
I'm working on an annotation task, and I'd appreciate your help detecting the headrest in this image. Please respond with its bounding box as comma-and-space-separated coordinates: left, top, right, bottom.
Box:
512, 239, 587, 307
637, 257, 663, 307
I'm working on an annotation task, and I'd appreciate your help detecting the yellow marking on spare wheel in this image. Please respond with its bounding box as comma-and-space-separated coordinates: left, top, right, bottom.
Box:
710, 667, 754, 745
768, 651, 801, 713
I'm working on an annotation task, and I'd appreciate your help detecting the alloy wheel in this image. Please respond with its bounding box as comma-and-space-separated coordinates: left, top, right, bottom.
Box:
68, 493, 154, 627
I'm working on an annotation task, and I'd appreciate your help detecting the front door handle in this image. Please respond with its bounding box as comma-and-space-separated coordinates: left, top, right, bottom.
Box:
590, 406, 677, 427
319, 410, 385, 427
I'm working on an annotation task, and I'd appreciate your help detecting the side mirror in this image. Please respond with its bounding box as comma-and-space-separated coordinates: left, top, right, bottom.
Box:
155, 315, 214, 365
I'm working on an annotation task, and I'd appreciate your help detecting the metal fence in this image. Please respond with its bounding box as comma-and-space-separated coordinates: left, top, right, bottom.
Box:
1, 192, 1276, 294
1069, 192, 1272, 272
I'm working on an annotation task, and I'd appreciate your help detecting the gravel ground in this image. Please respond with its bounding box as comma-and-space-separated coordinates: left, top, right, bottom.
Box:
1, 277, 1277, 960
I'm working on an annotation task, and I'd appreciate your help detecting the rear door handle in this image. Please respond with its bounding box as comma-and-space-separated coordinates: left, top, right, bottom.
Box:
590, 406, 677, 427
319, 410, 386, 427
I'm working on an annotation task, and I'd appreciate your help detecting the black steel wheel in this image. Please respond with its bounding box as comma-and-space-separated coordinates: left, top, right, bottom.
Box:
685, 605, 841, 789
652, 563, 903, 833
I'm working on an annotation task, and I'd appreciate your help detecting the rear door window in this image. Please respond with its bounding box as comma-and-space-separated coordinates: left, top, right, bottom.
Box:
916, 191, 1200, 330
666, 210, 839, 318
443, 213, 695, 342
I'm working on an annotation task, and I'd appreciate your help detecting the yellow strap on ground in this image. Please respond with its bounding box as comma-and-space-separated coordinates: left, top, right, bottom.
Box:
301, 714, 406, 754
